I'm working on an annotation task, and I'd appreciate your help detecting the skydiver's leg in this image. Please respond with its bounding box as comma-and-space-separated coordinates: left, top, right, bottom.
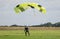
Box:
25, 31, 27, 36
28, 31, 30, 36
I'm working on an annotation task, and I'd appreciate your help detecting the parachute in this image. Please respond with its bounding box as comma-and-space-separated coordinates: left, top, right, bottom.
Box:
14, 3, 46, 14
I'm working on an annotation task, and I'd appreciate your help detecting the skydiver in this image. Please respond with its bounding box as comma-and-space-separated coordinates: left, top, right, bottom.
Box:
24, 26, 30, 36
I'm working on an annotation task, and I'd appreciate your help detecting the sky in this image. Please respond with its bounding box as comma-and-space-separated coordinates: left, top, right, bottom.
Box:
0, 0, 60, 26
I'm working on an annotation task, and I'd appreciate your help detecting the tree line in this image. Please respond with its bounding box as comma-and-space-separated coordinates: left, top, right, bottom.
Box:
0, 22, 60, 27
32, 22, 60, 27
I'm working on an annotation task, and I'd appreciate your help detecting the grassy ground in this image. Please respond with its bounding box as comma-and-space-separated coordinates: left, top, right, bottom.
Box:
0, 30, 60, 39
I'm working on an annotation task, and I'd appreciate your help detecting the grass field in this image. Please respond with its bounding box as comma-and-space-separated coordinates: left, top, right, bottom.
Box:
0, 27, 60, 39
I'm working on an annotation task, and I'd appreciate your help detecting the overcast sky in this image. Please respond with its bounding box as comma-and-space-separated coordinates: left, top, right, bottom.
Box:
0, 0, 60, 26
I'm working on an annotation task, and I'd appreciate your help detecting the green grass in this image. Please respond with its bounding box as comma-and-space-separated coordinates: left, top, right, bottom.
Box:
0, 30, 60, 39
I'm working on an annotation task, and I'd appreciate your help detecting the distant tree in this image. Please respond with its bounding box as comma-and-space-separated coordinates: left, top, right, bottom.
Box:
41, 22, 52, 27
52, 22, 60, 27
46, 22, 52, 27
10, 24, 18, 27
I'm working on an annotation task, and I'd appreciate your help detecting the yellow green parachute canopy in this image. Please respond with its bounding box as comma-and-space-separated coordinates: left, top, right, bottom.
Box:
14, 3, 46, 14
